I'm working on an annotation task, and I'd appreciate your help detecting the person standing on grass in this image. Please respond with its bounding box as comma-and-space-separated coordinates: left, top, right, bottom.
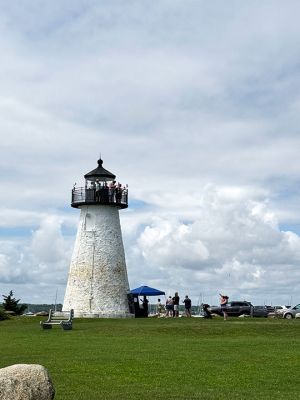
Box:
183, 295, 192, 317
157, 298, 165, 317
220, 293, 229, 320
165, 296, 173, 317
173, 292, 180, 317
140, 296, 149, 317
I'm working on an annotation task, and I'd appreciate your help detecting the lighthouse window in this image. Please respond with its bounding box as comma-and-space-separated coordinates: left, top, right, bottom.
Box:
85, 213, 95, 231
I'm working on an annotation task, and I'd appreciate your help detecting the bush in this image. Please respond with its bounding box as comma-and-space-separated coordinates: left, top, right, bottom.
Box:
0, 306, 9, 321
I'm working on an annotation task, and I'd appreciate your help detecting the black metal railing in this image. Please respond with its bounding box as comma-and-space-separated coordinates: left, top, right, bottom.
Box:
71, 187, 128, 209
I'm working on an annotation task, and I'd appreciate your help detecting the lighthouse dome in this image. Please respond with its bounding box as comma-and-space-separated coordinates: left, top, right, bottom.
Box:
84, 158, 116, 182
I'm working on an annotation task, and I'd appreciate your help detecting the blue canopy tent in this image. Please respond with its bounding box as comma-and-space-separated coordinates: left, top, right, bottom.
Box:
130, 285, 165, 296
130, 286, 165, 317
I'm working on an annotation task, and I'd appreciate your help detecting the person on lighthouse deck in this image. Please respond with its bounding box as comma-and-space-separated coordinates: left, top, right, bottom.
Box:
109, 180, 116, 202
116, 183, 123, 203
95, 179, 101, 202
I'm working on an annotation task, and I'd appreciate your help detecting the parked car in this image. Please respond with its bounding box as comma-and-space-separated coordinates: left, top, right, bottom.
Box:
253, 305, 269, 317
283, 304, 300, 319
273, 305, 291, 315
209, 301, 268, 317
265, 305, 275, 313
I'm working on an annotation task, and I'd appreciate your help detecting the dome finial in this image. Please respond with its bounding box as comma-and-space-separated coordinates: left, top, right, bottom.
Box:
97, 153, 103, 166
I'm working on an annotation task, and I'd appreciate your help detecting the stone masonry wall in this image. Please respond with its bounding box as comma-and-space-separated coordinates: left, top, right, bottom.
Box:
63, 205, 131, 317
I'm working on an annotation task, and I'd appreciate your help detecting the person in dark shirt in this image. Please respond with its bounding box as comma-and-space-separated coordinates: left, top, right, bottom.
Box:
140, 296, 149, 317
173, 292, 180, 317
101, 182, 109, 203
183, 295, 192, 317
95, 179, 101, 202
115, 183, 123, 203
202, 303, 212, 319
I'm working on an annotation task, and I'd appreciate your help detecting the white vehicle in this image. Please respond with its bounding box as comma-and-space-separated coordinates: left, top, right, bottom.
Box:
274, 305, 291, 315
283, 304, 300, 319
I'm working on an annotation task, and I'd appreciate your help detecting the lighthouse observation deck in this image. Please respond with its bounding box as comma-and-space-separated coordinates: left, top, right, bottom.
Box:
71, 158, 128, 209
71, 187, 128, 209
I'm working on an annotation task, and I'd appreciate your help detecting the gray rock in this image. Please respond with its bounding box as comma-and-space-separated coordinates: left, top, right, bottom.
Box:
0, 364, 55, 400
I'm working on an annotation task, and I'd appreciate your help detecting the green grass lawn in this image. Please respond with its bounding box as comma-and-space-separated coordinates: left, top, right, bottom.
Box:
0, 317, 299, 400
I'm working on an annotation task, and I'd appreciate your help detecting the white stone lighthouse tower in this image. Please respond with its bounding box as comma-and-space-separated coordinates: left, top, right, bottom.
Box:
63, 158, 131, 318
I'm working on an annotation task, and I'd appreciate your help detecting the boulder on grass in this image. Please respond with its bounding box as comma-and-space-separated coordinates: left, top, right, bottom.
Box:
0, 364, 55, 400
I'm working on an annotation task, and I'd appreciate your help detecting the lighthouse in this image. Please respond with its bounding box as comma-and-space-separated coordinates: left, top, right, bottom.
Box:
63, 158, 132, 318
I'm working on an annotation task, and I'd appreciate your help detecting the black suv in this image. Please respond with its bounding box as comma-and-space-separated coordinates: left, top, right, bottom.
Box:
210, 301, 268, 317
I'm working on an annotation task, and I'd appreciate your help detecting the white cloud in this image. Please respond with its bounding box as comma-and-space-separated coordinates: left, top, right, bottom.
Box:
137, 217, 210, 268
0, 216, 73, 302
126, 186, 300, 305
30, 216, 69, 263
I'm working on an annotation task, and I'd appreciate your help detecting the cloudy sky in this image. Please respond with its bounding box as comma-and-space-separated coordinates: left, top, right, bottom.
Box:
1, 1, 300, 307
